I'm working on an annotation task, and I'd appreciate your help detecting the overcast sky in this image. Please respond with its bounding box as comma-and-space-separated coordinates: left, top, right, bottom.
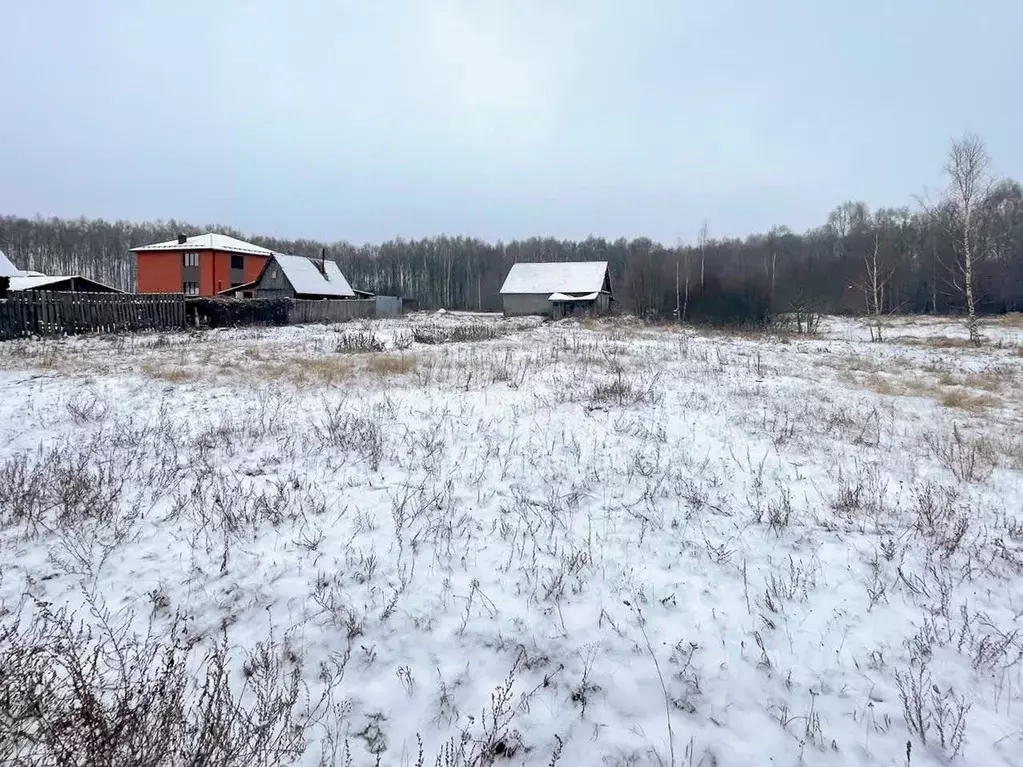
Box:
1, 1, 1019, 244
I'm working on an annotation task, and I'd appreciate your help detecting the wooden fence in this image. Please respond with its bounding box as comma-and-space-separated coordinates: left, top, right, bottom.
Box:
0, 291, 185, 340
288, 298, 377, 324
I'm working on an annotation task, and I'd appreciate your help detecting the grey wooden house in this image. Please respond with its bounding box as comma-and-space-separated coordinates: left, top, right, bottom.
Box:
499, 261, 614, 318
221, 253, 358, 301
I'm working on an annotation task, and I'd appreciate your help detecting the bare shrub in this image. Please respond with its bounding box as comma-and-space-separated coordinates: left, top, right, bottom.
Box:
585, 356, 663, 408
0, 438, 152, 537
65, 392, 111, 425
312, 403, 385, 470
335, 329, 385, 354
828, 461, 892, 531
613, 415, 667, 443
925, 425, 996, 483
424, 671, 524, 765
912, 483, 970, 558
894, 661, 970, 758
393, 330, 414, 350
762, 555, 819, 612
0, 602, 339, 767
412, 323, 502, 345
775, 296, 823, 335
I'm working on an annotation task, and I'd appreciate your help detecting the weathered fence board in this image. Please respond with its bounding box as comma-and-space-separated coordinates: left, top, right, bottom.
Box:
0, 292, 186, 341
288, 298, 377, 325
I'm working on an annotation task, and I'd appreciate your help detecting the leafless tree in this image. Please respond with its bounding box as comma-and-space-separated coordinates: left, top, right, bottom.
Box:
943, 134, 993, 344
683, 247, 691, 322
674, 238, 690, 323
856, 230, 896, 341
698, 219, 709, 294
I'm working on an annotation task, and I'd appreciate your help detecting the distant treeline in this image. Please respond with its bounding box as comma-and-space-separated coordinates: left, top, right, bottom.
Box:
2, 185, 1021, 320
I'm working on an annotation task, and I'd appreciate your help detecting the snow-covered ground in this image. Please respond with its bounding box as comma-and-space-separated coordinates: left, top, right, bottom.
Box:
1, 312, 1022, 766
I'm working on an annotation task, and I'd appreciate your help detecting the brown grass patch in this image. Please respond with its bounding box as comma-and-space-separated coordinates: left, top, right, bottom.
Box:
898, 336, 969, 349
992, 312, 1023, 327
242, 346, 271, 361
934, 368, 1014, 395
844, 373, 901, 398
272, 357, 355, 385
963, 370, 1014, 392
0, 342, 81, 373
842, 368, 1003, 413
841, 356, 884, 375
366, 354, 417, 377
937, 390, 998, 412
140, 362, 196, 384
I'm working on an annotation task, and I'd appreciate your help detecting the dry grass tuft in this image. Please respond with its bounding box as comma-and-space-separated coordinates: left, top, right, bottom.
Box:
272, 358, 355, 386
899, 336, 970, 349
366, 354, 417, 377
992, 312, 1023, 327
937, 390, 998, 412
841, 356, 884, 375
140, 362, 196, 384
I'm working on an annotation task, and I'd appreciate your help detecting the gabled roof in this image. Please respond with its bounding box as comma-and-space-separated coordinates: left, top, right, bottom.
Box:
131, 233, 274, 256
500, 261, 610, 295
273, 254, 355, 298
8, 275, 125, 293
0, 248, 19, 277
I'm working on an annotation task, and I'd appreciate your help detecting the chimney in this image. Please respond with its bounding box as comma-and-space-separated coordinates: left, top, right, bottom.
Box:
318, 247, 327, 276
177, 233, 188, 245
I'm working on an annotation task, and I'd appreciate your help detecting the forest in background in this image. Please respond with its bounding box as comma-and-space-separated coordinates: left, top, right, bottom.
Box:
2, 139, 1021, 319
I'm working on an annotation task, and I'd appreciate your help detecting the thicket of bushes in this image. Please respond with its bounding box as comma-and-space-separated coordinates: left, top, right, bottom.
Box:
681, 274, 773, 328
186, 298, 291, 328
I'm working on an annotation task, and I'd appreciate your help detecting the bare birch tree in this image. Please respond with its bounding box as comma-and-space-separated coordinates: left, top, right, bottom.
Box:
857, 230, 895, 341
698, 219, 708, 294
682, 247, 690, 322
943, 134, 992, 344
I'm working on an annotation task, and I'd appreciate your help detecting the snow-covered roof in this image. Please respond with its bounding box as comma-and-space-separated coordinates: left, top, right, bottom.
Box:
549, 292, 600, 301
0, 248, 18, 277
500, 261, 609, 295
8, 275, 124, 292
273, 254, 355, 298
131, 233, 274, 256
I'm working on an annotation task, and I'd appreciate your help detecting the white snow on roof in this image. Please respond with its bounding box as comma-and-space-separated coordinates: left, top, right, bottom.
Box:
131, 233, 274, 256
10, 276, 74, 290
500, 261, 609, 295
273, 254, 355, 298
0, 248, 19, 277
549, 291, 600, 301
8, 275, 123, 292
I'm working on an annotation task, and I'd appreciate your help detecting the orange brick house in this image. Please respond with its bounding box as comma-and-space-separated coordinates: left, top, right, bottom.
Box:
132, 233, 273, 296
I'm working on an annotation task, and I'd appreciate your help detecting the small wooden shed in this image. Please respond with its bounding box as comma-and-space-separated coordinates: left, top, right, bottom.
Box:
500, 261, 614, 318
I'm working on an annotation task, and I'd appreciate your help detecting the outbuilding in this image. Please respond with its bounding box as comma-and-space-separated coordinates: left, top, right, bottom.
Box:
0, 248, 17, 298
499, 261, 614, 318
7, 275, 124, 294
219, 253, 357, 301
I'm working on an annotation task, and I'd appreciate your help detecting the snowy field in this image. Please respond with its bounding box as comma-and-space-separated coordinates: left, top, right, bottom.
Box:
1, 312, 1022, 766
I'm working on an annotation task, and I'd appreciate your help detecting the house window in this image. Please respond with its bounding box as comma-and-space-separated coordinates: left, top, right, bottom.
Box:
183, 282, 199, 296
183, 252, 200, 267
231, 255, 244, 270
